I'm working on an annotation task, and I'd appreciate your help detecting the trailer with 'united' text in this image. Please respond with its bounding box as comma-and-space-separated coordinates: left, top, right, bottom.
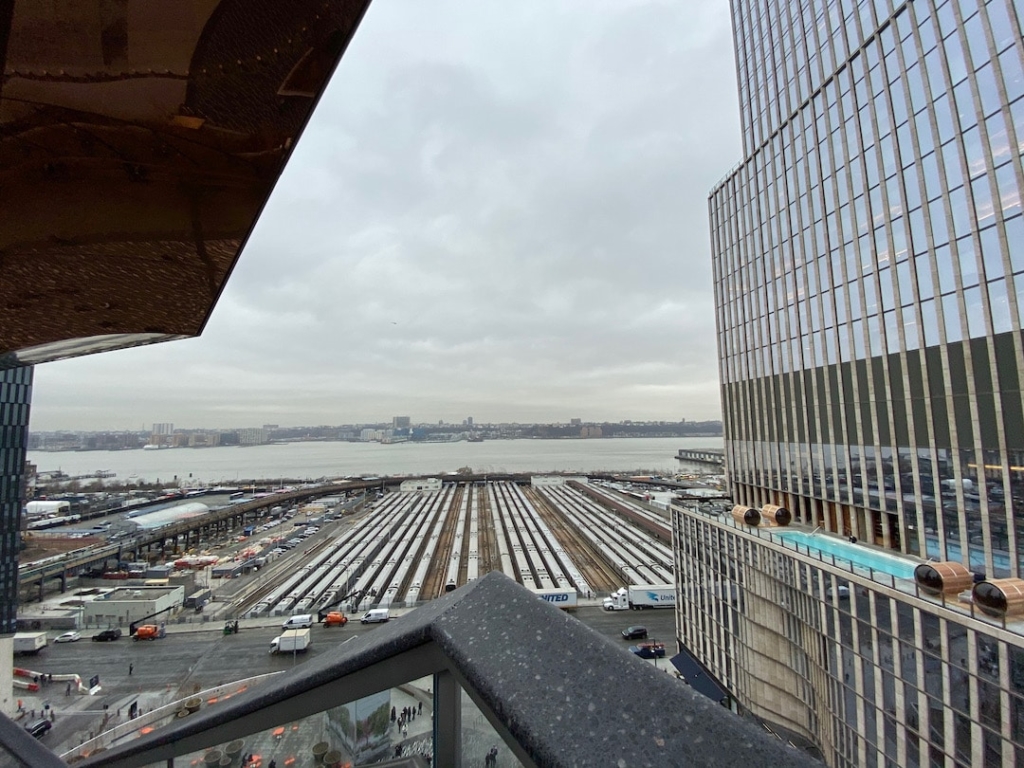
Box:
532, 587, 578, 610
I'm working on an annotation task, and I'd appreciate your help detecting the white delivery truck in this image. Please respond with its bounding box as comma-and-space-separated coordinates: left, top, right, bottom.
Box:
270, 628, 311, 654
603, 584, 676, 611
532, 588, 578, 609
13, 632, 48, 654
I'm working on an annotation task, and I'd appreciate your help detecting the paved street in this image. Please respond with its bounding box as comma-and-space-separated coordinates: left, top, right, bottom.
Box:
17, 604, 679, 758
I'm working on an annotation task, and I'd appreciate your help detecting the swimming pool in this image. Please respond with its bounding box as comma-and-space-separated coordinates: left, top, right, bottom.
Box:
774, 530, 919, 580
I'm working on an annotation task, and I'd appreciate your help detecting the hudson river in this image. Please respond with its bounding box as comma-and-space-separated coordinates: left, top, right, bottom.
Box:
28, 436, 723, 485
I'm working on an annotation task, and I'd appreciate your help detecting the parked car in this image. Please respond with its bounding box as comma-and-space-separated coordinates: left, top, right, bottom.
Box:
92, 628, 122, 642
54, 631, 81, 643
630, 642, 666, 659
621, 625, 648, 640
24, 719, 52, 738
282, 614, 314, 630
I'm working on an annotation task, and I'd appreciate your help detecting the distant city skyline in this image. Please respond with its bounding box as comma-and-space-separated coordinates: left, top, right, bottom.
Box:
29, 416, 720, 435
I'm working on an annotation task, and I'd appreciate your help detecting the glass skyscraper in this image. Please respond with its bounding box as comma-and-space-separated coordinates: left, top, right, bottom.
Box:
0, 367, 31, 637
715, 0, 1024, 573
676, 0, 1024, 765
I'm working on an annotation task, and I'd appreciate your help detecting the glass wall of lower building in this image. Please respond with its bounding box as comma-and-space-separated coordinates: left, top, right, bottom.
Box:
673, 505, 1024, 767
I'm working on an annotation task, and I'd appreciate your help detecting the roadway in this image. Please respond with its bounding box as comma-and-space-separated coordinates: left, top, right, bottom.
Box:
16, 605, 678, 756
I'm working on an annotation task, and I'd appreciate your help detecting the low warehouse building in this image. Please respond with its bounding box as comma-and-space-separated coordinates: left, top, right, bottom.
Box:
82, 585, 184, 628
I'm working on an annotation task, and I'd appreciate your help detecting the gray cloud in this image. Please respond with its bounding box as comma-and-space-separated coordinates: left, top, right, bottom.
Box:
31, 0, 741, 431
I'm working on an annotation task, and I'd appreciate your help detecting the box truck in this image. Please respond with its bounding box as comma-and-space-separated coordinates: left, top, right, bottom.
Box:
13, 632, 48, 654
270, 628, 311, 654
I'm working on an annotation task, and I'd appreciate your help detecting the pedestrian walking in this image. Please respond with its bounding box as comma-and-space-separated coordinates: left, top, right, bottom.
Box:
65, 683, 71, 696
268, 761, 276, 768
129, 663, 133, 676
402, 724, 408, 738
418, 701, 423, 715
390, 706, 396, 722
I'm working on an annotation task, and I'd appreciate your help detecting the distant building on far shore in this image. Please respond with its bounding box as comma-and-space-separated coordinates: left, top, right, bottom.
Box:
238, 428, 267, 446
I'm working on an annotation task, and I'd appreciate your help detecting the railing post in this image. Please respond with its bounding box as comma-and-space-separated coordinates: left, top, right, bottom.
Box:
434, 669, 462, 767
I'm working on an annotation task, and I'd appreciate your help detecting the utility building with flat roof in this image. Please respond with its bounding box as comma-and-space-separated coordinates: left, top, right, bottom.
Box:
82, 586, 185, 628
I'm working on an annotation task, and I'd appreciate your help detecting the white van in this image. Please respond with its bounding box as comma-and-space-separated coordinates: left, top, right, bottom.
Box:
282, 614, 313, 629
360, 608, 390, 624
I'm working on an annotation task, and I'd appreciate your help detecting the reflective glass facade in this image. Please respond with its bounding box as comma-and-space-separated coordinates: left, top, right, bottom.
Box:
712, 0, 1024, 578
701, 1, 1024, 764
0, 366, 31, 636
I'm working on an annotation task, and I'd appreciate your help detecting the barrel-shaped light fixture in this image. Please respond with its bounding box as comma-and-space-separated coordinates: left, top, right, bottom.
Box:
972, 578, 1024, 618
731, 505, 761, 526
760, 504, 792, 526
914, 562, 973, 597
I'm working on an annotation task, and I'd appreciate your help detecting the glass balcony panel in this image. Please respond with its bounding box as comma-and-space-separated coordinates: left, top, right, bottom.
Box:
460, 681, 525, 768
136, 684, 428, 768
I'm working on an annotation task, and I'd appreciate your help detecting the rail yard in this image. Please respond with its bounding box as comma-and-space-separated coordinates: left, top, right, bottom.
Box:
228, 478, 676, 618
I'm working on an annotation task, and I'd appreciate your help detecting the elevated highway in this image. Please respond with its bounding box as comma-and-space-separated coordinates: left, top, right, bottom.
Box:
18, 482, 370, 599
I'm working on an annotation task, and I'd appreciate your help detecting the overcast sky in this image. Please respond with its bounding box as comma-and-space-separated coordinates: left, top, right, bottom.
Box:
31, 0, 741, 432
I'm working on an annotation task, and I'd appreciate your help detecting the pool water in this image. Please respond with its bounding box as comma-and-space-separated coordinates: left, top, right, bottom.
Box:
774, 530, 918, 580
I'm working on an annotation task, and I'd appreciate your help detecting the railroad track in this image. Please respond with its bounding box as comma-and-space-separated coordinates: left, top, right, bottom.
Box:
477, 485, 498, 574
456, 491, 473, 585
422, 486, 462, 599
525, 487, 620, 595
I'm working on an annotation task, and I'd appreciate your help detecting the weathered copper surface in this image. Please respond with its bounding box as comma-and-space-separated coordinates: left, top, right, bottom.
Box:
0, 0, 370, 366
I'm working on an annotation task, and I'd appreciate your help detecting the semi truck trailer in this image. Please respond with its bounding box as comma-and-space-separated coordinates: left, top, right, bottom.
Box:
532, 588, 578, 609
603, 584, 675, 611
